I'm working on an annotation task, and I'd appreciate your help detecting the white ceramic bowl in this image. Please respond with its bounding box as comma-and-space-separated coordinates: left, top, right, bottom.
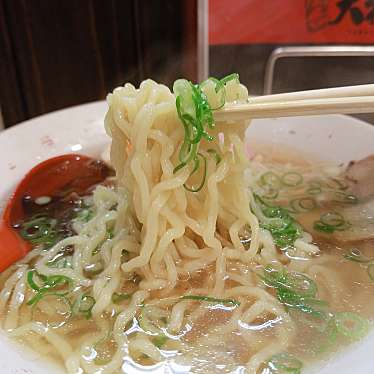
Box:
0, 102, 373, 374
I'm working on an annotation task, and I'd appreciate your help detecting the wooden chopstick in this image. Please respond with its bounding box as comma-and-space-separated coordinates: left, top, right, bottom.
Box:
249, 84, 374, 104
214, 95, 374, 121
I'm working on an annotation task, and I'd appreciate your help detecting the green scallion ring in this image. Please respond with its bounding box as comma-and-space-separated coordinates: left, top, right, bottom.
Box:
260, 171, 281, 189
79, 295, 95, 313
289, 197, 317, 213
281, 172, 303, 187
72, 294, 95, 319
320, 211, 345, 227
261, 187, 279, 200
152, 334, 168, 348
334, 312, 369, 340
344, 248, 372, 263
27, 270, 42, 291
307, 186, 322, 195
333, 191, 358, 204
180, 294, 240, 307
288, 272, 318, 298
183, 153, 207, 193
200, 78, 226, 110
313, 221, 335, 234
112, 292, 132, 304
220, 73, 239, 85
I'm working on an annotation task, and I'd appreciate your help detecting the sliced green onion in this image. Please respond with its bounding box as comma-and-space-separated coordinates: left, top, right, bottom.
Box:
267, 352, 303, 373
289, 197, 316, 213
313, 221, 336, 233
183, 153, 207, 193
19, 215, 58, 247
75, 207, 94, 222
152, 334, 168, 348
107, 229, 114, 240
307, 187, 322, 195
286, 272, 318, 298
27, 273, 74, 306
333, 191, 358, 204
367, 264, 374, 281
334, 312, 369, 340
260, 171, 281, 189
261, 187, 279, 200
261, 267, 327, 319
27, 270, 45, 291
320, 211, 345, 226
77, 295, 95, 319
181, 295, 240, 307
314, 212, 350, 234
219, 73, 239, 85
344, 248, 372, 263
112, 292, 132, 304
310, 317, 338, 354
281, 172, 303, 187
307, 181, 323, 195
256, 198, 302, 249
173, 74, 241, 192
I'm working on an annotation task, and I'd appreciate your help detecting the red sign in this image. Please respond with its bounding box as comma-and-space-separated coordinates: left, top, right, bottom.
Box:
209, 0, 374, 44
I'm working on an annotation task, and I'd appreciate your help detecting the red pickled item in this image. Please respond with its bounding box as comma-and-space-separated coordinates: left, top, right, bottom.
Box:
0, 154, 109, 272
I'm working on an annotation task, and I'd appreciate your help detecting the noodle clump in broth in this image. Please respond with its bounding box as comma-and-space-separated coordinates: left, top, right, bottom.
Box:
0, 77, 372, 374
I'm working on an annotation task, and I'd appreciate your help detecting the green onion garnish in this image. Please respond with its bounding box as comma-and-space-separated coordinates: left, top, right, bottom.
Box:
112, 292, 132, 304
344, 248, 372, 263
183, 153, 207, 193
181, 295, 240, 307
267, 352, 303, 374
259, 171, 282, 190
27, 270, 46, 291
333, 191, 358, 204
334, 312, 369, 340
306, 181, 323, 195
281, 172, 303, 187
73, 294, 95, 319
255, 195, 302, 249
261, 266, 327, 319
75, 207, 94, 222
314, 211, 350, 234
289, 197, 316, 213
152, 334, 168, 348
19, 215, 59, 248
173, 74, 240, 192
27, 271, 74, 306
344, 249, 374, 282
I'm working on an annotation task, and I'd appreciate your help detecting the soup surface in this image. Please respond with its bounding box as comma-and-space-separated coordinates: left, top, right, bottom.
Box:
0, 148, 373, 374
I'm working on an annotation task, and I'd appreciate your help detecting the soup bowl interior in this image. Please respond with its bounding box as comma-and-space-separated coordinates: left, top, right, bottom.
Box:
0, 103, 373, 374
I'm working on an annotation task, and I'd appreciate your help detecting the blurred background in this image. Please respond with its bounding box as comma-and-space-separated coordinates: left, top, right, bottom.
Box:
1, 0, 374, 129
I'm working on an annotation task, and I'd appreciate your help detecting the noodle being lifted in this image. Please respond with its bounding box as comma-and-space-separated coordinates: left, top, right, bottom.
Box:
0, 76, 372, 374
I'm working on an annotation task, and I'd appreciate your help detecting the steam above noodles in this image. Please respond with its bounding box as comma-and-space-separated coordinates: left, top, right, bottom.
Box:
0, 77, 372, 374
